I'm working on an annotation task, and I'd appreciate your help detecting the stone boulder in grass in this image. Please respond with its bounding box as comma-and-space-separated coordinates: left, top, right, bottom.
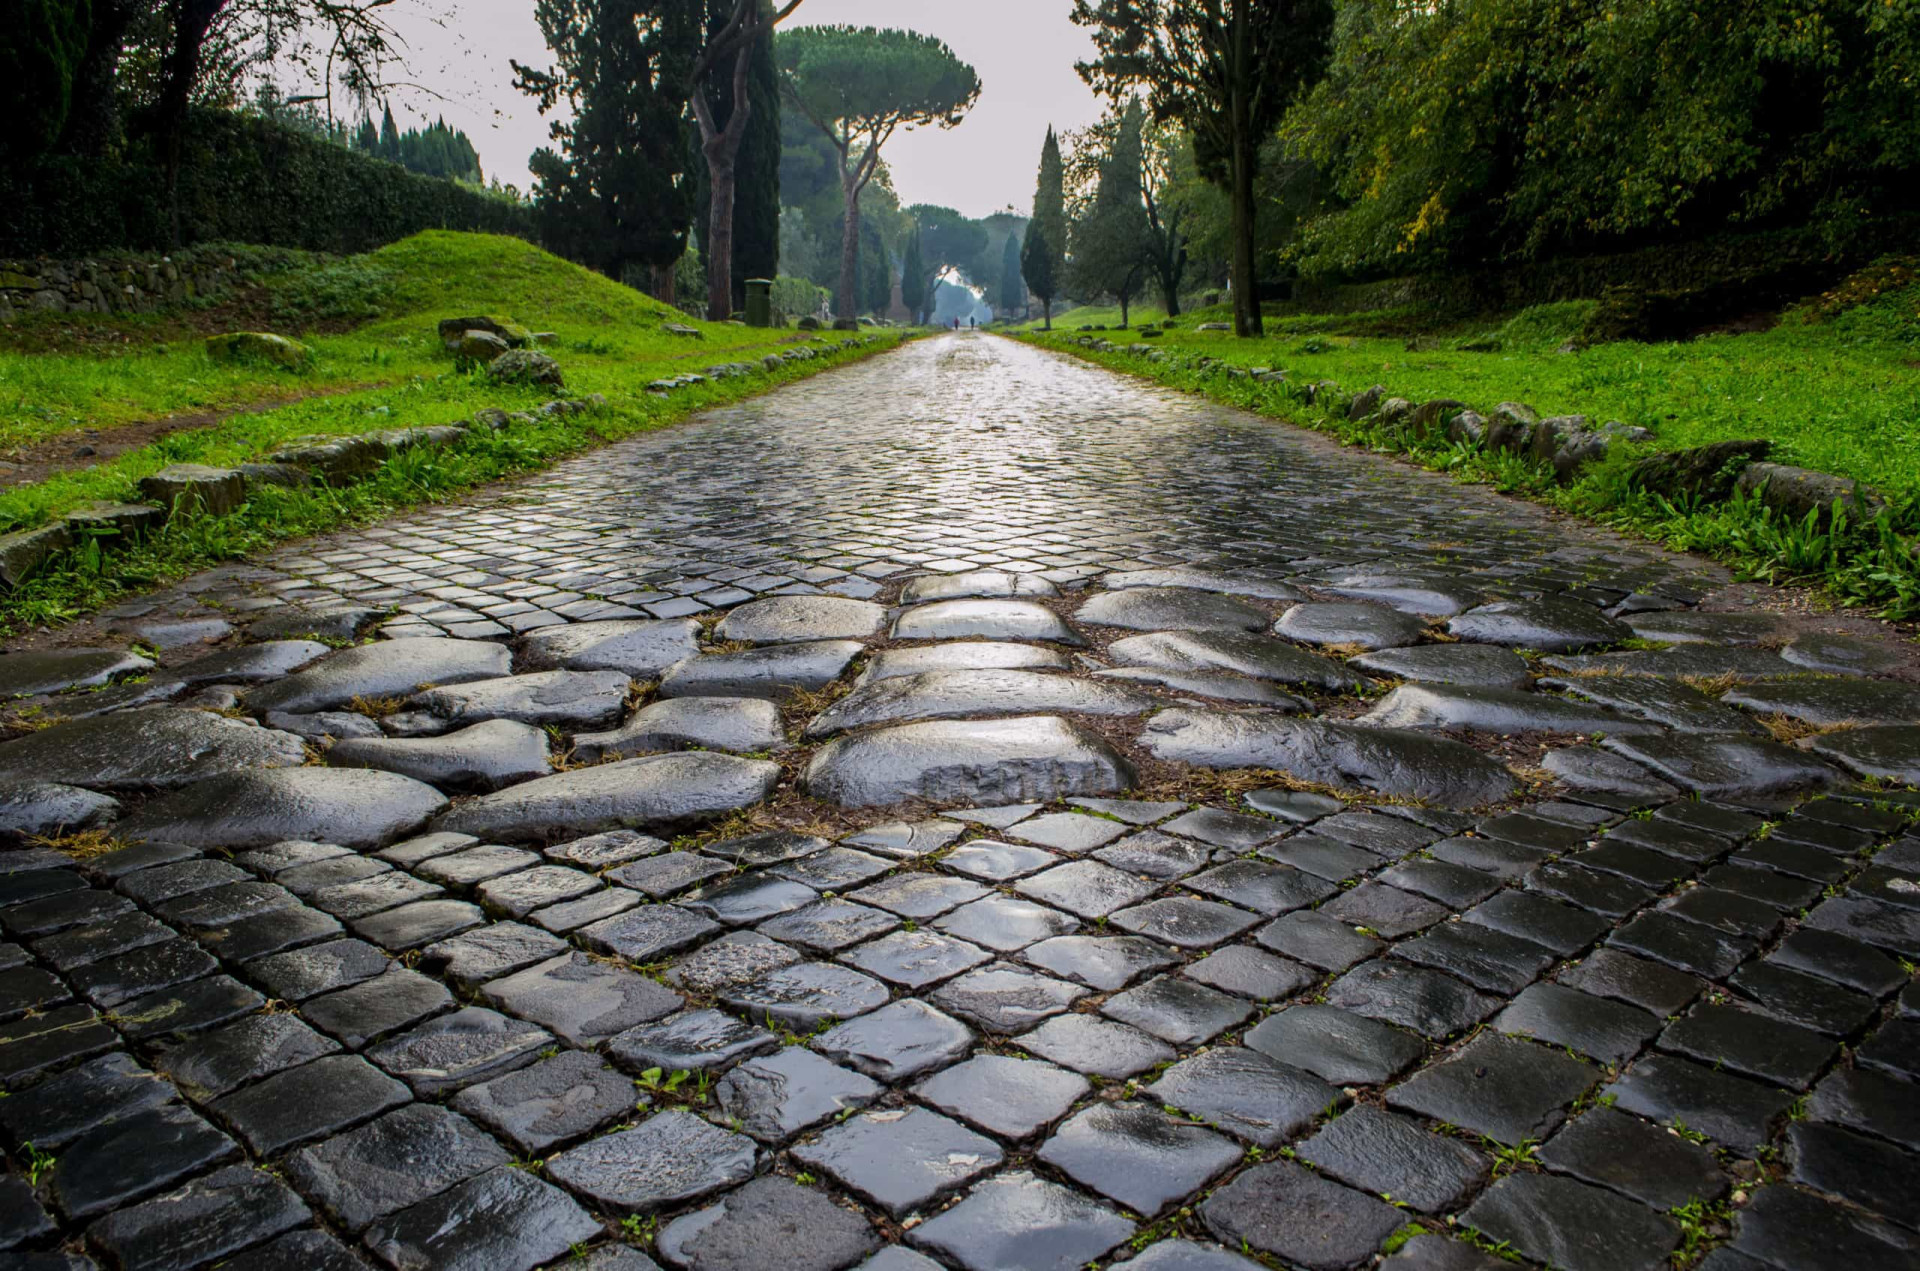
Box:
205, 332, 312, 370
486, 350, 564, 389
437, 316, 532, 350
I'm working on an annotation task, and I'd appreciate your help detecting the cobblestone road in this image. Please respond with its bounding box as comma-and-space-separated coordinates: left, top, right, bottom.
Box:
1, 333, 1918, 1271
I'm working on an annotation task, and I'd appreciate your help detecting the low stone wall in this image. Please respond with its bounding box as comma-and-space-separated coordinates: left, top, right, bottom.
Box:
0, 253, 236, 321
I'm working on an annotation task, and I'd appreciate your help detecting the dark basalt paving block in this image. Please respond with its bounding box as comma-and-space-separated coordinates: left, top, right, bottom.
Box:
1730, 960, 1878, 1036
416, 843, 540, 886
349, 898, 484, 952
155, 879, 303, 930
1389, 1031, 1595, 1145
1809, 725, 1920, 784
944, 838, 1060, 880
1327, 958, 1500, 1041
1525, 861, 1658, 918
1098, 664, 1307, 705
50, 1101, 238, 1220
2, 887, 133, 939
86, 1165, 309, 1271
118, 973, 264, 1042
214, 1228, 378, 1270
1017, 1012, 1174, 1078
606, 1008, 778, 1074
1275, 600, 1428, 650
544, 828, 666, 870
1021, 933, 1180, 990
1102, 974, 1253, 1045
840, 927, 991, 988
1254, 909, 1384, 971
841, 818, 970, 857
0, 964, 69, 1020
719, 961, 889, 1031
1108, 630, 1364, 691
892, 598, 1081, 644
1543, 745, 1681, 802
121, 768, 448, 851
477, 865, 600, 919
211, 1054, 410, 1156
1351, 642, 1533, 689
715, 1047, 880, 1142
1857, 1016, 1920, 1080
118, 857, 249, 905
791, 1107, 1002, 1217
0, 706, 308, 792
1143, 708, 1517, 809
903, 570, 1061, 602
1200, 1159, 1404, 1271
718, 595, 885, 644
1003, 811, 1130, 853
1543, 644, 1801, 681
287, 1103, 510, 1231
1607, 817, 1742, 863
1551, 674, 1760, 734
812, 998, 974, 1081
72, 937, 218, 1009
1805, 895, 1920, 958
580, 904, 721, 961
910, 1171, 1133, 1271
756, 899, 899, 953
665, 931, 801, 995
656, 1175, 880, 1271
1425, 835, 1551, 880
375, 829, 477, 867
1539, 1106, 1728, 1210
515, 616, 702, 675
949, 803, 1043, 828
365, 1005, 552, 1096
768, 846, 893, 891
272, 854, 390, 897
1111, 896, 1262, 948
1485, 808, 1609, 845
1808, 1065, 1920, 1151
849, 872, 987, 918
1103, 567, 1302, 600
1660, 1003, 1838, 1089
1298, 1105, 1490, 1214
1186, 859, 1337, 916
1082, 585, 1270, 633
857, 640, 1070, 687
1461, 1173, 1677, 1271
804, 668, 1158, 737
418, 921, 568, 992
1148, 1045, 1343, 1146
1609, 911, 1757, 979
482, 952, 682, 1045
1014, 859, 1158, 917
1495, 982, 1661, 1064
547, 1110, 758, 1213
1853, 865, 1920, 915
363, 1166, 601, 1271
1603, 1054, 1792, 1153
1729, 1183, 1920, 1271
607, 851, 732, 899
0, 1004, 117, 1084
431, 752, 781, 842
0, 866, 85, 910
1162, 807, 1282, 851
1380, 1234, 1512, 1271
0, 646, 152, 697
1448, 596, 1629, 652
1732, 838, 1851, 883
1703, 863, 1824, 911
156, 1012, 340, 1101
246, 637, 510, 715
1377, 859, 1504, 909
657, 639, 864, 700
1183, 944, 1315, 1001
701, 830, 830, 867
1394, 920, 1556, 995
914, 1052, 1089, 1139
1361, 683, 1658, 736
1788, 1121, 1920, 1226
1725, 676, 1920, 728
1768, 926, 1907, 996
330, 719, 552, 792
1599, 731, 1842, 800
1661, 888, 1787, 940
1039, 1101, 1241, 1218
453, 1049, 642, 1155
303, 966, 451, 1049
1315, 809, 1444, 853
1573, 841, 1693, 888
0, 1051, 175, 1149
925, 961, 1086, 1033
805, 715, 1135, 807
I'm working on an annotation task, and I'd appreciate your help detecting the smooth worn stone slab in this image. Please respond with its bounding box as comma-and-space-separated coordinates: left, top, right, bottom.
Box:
1200, 1159, 1403, 1269
1098, 829, 1212, 879
407, 670, 631, 730
857, 642, 1071, 688
478, 865, 599, 919
1804, 896, 1920, 958
657, 640, 863, 699
1447, 597, 1630, 652
715, 1047, 880, 1142
209, 1054, 410, 1157
248, 937, 391, 1001
914, 1053, 1089, 1139
679, 874, 817, 926
1252, 911, 1381, 974
331, 719, 552, 791
0, 1003, 119, 1084
1007, 810, 1132, 851
1298, 1105, 1489, 1214
247, 638, 512, 714
841, 818, 967, 858
170, 640, 327, 686
1328, 958, 1500, 1039
943, 838, 1060, 880
892, 599, 1082, 644
362, 1167, 601, 1271
1079, 586, 1269, 633
606, 1007, 778, 1074
1039, 1101, 1241, 1217
1723, 676, 1920, 726
1103, 974, 1253, 1045
452, 1049, 640, 1154
515, 617, 702, 675
1729, 1180, 1920, 1271
352, 899, 485, 951
717, 596, 887, 644
1018, 1012, 1174, 1079
432, 752, 780, 840
156, 1012, 341, 1101
656, 1175, 881, 1271
545, 828, 665, 869
1276, 601, 1428, 650
1542, 746, 1681, 800
1809, 1064, 1920, 1150
248, 604, 382, 644
841, 927, 992, 988
1602, 1054, 1793, 1153
1494, 982, 1661, 1063
1623, 610, 1791, 645
931, 895, 1073, 953
927, 961, 1086, 1033
418, 922, 568, 991
790, 1107, 1002, 1217
1390, 1031, 1595, 1144
1809, 725, 1920, 783
0, 780, 122, 840
902, 570, 1060, 602
804, 668, 1158, 738
665, 931, 801, 994
1108, 630, 1364, 690
1599, 731, 1841, 799
1183, 944, 1315, 1000
1781, 631, 1903, 676
1542, 645, 1801, 680
120, 768, 447, 850
86, 1165, 310, 1271
805, 715, 1134, 806
0, 647, 152, 697
758, 899, 899, 952
528, 887, 637, 934
1360, 683, 1657, 735
302, 965, 452, 1049
1729, 960, 1877, 1035
909, 1171, 1133, 1271
546, 1110, 759, 1213
0, 707, 308, 792
1548, 674, 1760, 733
719, 962, 889, 1031
366, 1005, 553, 1095
1104, 567, 1303, 601
581, 904, 721, 960
574, 696, 785, 761
48, 1100, 239, 1220
1538, 1106, 1727, 1210
1394, 920, 1556, 995
1187, 859, 1337, 916
1095, 665, 1306, 706
1143, 708, 1517, 808
813, 998, 975, 1081
482, 953, 682, 1045
287, 1103, 510, 1231
0, 1052, 174, 1149
1460, 1173, 1677, 1271
71, 937, 218, 1008
1350, 642, 1534, 689
1787, 1121, 1920, 1225
1111, 895, 1262, 948
1148, 1046, 1343, 1146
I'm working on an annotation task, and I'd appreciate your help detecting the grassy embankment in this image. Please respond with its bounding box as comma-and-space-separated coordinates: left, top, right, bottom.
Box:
0, 232, 907, 632
1016, 270, 1920, 617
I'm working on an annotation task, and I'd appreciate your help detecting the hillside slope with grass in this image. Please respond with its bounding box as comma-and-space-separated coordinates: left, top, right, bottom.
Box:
0, 231, 905, 631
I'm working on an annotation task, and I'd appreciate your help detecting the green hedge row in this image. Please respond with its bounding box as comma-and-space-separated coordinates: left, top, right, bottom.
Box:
1, 108, 534, 257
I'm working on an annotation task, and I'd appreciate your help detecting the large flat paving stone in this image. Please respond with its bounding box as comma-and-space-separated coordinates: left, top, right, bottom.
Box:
1104, 567, 1303, 600
902, 569, 1059, 602
789, 1107, 1002, 1217
856, 641, 1071, 686
1360, 683, 1659, 735
1276, 601, 1428, 650
432, 751, 780, 840
657, 640, 863, 699
118, 768, 448, 850
362, 1166, 601, 1271
329, 719, 551, 791
1447, 597, 1629, 651
1548, 673, 1762, 733
909, 1171, 1133, 1271
247, 637, 511, 714
452, 1049, 641, 1154
1461, 1173, 1677, 1271
1808, 724, 1920, 783
0, 647, 153, 697
85, 1165, 309, 1271
1200, 1159, 1404, 1270
804, 668, 1158, 737
1147, 1045, 1342, 1146
1599, 731, 1843, 799
1038, 1101, 1241, 1217
0, 781, 121, 840
286, 1103, 510, 1231
1143, 708, 1517, 808
656, 1175, 880, 1271
546, 1110, 758, 1212
0, 706, 308, 791
1349, 643, 1533, 688
717, 596, 887, 644
1079, 586, 1269, 633
573, 696, 784, 761
515, 617, 702, 674
480, 952, 682, 1045
48, 1101, 238, 1220
893, 598, 1083, 644
1723, 676, 1920, 726
1108, 630, 1365, 691
805, 715, 1135, 806
406, 670, 632, 729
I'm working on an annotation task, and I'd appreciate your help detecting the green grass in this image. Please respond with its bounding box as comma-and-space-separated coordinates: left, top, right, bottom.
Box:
0, 231, 907, 631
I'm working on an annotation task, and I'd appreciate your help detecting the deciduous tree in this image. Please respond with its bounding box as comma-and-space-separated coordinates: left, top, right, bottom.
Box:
1068, 98, 1151, 327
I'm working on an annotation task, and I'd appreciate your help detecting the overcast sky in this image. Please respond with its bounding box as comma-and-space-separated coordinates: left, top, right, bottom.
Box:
370, 0, 1107, 218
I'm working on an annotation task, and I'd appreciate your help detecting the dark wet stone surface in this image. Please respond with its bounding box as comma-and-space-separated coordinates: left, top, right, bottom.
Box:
857, 640, 1070, 685
1298, 1105, 1489, 1214
1363, 682, 1657, 735
574, 695, 784, 761
1543, 644, 1800, 680
120, 767, 447, 850
1328, 958, 1500, 1039
716, 1046, 880, 1141
791, 1107, 1002, 1216
365, 1005, 552, 1095
86, 1165, 310, 1271
247, 637, 511, 714
452, 1049, 639, 1155
1110, 895, 1263, 948
0, 782, 122, 840
1277, 600, 1429, 649
1551, 674, 1759, 733
807, 668, 1157, 737
363, 1166, 601, 1271
1730, 1182, 1920, 1271
658, 640, 863, 699
1809, 725, 1920, 783
1254, 910, 1385, 971
656, 1175, 880, 1271
1080, 586, 1270, 632
893, 598, 1081, 644
210, 1054, 411, 1156
1097, 665, 1307, 705
1723, 676, 1920, 726
482, 952, 683, 1044
1539, 1106, 1728, 1209
155, 1012, 340, 1100
1495, 982, 1661, 1063
1460, 1173, 1677, 1271
927, 961, 1086, 1033
1390, 1031, 1596, 1144
47, 1100, 239, 1219
547, 1110, 758, 1213
1201, 1159, 1404, 1270
0, 706, 308, 792
1350, 642, 1534, 688
806, 715, 1134, 806
1109, 630, 1364, 690
914, 1052, 1088, 1139
1018, 1011, 1174, 1078
1603, 1054, 1793, 1152
841, 927, 992, 988
1448, 596, 1629, 652
718, 595, 886, 644
719, 961, 889, 1031
432, 752, 781, 841
1787, 1121, 1920, 1225
1040, 1101, 1241, 1217
286, 1103, 510, 1231
330, 719, 551, 791
0, 1051, 174, 1149
1148, 1045, 1342, 1146
516, 617, 702, 674
1183, 944, 1314, 1000
0, 646, 153, 697
607, 1006, 778, 1073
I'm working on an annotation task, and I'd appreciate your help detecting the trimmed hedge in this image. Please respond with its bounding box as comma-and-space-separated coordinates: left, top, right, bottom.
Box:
2, 108, 534, 257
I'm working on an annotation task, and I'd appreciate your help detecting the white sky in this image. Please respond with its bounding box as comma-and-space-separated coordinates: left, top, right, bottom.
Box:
367, 0, 1106, 217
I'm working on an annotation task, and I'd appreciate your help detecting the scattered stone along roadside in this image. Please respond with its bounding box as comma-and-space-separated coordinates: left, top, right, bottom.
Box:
0, 333, 1917, 1271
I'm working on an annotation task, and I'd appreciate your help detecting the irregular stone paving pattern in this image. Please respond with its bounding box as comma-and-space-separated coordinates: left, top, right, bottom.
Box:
1, 333, 1918, 1271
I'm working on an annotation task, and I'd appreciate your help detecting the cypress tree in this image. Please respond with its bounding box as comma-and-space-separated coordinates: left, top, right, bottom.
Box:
730, 21, 780, 308
998, 233, 1023, 319
378, 103, 400, 162
1022, 127, 1066, 328
901, 226, 926, 322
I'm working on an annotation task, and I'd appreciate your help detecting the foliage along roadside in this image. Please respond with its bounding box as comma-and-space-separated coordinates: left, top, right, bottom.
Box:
1013, 330, 1920, 622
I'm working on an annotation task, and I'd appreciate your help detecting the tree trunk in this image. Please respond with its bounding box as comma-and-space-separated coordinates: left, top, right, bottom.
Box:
1227, 0, 1262, 337
652, 261, 677, 306
159, 0, 225, 248
1119, 293, 1129, 329
836, 177, 861, 321
1043, 298, 1051, 331
63, 0, 137, 157
705, 148, 737, 320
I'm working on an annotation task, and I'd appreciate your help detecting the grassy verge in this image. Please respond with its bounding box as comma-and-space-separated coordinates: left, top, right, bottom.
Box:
0, 231, 909, 633
1014, 299, 1920, 620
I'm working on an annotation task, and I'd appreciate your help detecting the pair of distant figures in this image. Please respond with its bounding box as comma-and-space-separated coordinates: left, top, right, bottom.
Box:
949, 317, 977, 330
